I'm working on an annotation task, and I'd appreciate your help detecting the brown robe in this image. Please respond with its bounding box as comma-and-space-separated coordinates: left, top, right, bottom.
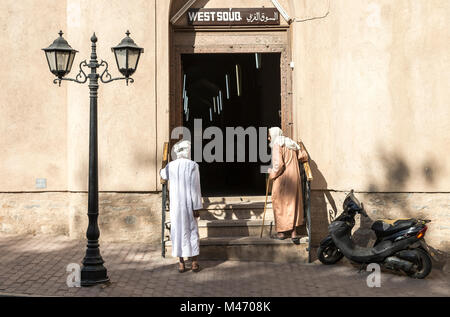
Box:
269, 143, 308, 233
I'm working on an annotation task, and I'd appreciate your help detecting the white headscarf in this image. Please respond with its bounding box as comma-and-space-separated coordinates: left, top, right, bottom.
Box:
173, 140, 191, 159
269, 127, 300, 151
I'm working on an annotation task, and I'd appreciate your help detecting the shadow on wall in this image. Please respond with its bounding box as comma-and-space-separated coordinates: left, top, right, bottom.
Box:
363, 148, 443, 224
307, 159, 338, 248
367, 148, 443, 192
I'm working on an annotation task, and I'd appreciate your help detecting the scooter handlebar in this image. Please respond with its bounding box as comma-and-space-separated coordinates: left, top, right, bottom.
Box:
359, 203, 368, 217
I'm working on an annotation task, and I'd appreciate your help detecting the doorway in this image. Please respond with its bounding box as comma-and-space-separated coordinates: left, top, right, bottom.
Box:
181, 53, 281, 196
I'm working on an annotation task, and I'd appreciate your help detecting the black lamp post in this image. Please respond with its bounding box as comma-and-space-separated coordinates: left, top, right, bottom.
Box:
43, 30, 143, 286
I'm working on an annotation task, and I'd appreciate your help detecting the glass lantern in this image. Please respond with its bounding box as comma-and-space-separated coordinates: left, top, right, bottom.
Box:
42, 31, 78, 79
111, 31, 144, 78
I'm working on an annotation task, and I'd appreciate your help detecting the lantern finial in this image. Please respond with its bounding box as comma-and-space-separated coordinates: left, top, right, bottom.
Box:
91, 33, 97, 43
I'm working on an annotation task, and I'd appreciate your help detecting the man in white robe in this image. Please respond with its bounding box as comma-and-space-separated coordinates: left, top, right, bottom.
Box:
160, 140, 203, 272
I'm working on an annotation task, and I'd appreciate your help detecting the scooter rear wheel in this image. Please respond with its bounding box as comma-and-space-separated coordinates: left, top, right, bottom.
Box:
318, 245, 344, 265
406, 248, 432, 279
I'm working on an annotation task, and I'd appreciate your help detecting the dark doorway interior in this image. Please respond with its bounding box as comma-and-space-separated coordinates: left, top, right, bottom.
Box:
181, 53, 281, 196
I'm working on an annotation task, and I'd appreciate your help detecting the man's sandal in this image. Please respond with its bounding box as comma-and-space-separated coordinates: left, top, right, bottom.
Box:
178, 263, 186, 273
270, 234, 287, 240
192, 262, 200, 272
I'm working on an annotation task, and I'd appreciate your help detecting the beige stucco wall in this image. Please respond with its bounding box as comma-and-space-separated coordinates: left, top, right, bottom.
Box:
291, 0, 450, 193
65, 0, 158, 192
0, 0, 163, 193
0, 0, 68, 191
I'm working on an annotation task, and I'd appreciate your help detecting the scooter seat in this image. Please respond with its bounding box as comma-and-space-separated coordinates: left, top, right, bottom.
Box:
371, 218, 417, 236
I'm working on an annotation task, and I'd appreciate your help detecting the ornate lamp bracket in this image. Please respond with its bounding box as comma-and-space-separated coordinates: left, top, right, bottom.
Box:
53, 60, 89, 86
99, 60, 134, 86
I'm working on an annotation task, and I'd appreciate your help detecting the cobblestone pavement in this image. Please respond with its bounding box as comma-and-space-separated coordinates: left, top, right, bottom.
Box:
0, 234, 448, 297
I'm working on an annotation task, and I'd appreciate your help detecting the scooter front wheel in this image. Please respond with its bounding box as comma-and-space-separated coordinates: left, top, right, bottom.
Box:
406, 248, 432, 279
317, 245, 344, 265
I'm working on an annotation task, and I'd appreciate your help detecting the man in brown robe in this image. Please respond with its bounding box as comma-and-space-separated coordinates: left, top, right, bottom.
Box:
268, 127, 308, 242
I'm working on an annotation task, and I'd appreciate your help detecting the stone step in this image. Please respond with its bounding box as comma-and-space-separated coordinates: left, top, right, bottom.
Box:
164, 196, 274, 221
200, 207, 273, 220
165, 236, 309, 262
164, 219, 275, 238
202, 199, 272, 213
165, 219, 307, 239
164, 196, 270, 208
198, 219, 275, 238
202, 196, 269, 205
165, 208, 274, 221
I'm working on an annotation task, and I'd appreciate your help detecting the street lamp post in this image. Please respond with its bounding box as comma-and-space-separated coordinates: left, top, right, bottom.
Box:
43, 31, 144, 286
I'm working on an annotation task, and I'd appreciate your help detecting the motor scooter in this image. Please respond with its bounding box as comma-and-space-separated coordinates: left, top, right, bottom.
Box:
317, 190, 433, 279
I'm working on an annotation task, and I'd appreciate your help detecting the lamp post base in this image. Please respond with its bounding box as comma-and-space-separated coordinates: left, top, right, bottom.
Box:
81, 265, 109, 287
